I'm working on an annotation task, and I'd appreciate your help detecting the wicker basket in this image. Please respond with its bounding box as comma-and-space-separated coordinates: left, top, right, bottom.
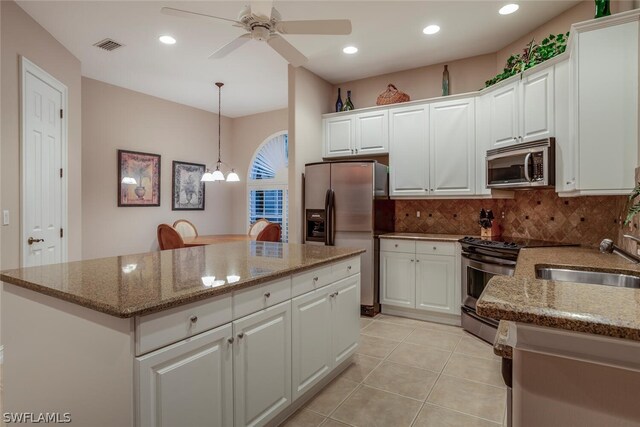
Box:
376, 84, 410, 105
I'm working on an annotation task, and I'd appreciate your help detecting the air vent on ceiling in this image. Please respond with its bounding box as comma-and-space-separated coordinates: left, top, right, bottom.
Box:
93, 38, 124, 51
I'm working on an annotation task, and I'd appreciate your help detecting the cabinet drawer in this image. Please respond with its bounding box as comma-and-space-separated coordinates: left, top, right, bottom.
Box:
233, 277, 292, 319
333, 257, 361, 282
380, 239, 416, 254
135, 293, 232, 356
416, 241, 455, 256
292, 265, 333, 297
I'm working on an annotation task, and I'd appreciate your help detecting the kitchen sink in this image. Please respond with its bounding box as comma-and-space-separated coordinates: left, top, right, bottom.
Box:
535, 267, 640, 289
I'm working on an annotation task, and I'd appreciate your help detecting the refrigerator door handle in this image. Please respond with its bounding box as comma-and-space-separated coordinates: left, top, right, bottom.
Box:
326, 189, 336, 246
324, 189, 331, 246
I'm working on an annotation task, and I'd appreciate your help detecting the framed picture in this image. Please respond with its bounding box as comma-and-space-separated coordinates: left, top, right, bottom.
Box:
118, 150, 161, 207
172, 161, 206, 211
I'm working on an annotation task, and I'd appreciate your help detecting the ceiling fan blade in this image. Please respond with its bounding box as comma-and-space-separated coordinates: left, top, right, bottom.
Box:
161, 7, 240, 24
276, 20, 352, 35
250, 1, 274, 20
267, 34, 308, 67
209, 34, 251, 59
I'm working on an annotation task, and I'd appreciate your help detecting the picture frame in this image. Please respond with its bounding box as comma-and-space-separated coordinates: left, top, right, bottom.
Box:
118, 149, 161, 207
172, 161, 206, 211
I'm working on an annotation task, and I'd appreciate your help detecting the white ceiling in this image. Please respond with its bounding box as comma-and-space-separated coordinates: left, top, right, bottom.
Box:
18, 1, 581, 117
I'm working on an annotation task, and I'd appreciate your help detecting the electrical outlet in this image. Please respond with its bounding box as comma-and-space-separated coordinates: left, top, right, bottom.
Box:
417, 211, 421, 218
2, 210, 9, 226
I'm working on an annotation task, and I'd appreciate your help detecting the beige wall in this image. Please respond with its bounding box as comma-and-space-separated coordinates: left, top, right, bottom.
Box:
81, 78, 235, 259
229, 109, 288, 234
331, 53, 496, 110
1, 0, 82, 269
288, 66, 333, 243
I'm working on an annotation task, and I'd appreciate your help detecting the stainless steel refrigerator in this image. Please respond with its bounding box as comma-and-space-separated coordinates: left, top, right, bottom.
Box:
303, 160, 391, 316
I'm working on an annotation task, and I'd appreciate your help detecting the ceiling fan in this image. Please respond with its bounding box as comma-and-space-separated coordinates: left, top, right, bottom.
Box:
161, 1, 352, 67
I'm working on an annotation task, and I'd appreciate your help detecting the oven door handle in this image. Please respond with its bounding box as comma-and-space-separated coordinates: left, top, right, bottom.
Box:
462, 255, 515, 276
462, 252, 516, 267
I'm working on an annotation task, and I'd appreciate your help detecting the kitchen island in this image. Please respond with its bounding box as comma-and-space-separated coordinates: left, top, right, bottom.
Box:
477, 247, 640, 426
1, 241, 364, 427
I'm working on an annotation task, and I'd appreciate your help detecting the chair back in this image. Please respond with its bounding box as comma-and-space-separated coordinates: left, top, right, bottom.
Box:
157, 224, 185, 250
248, 218, 270, 236
173, 219, 198, 238
256, 223, 282, 242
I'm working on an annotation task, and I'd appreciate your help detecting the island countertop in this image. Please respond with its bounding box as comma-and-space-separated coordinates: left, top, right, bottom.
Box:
477, 247, 640, 341
0, 242, 364, 318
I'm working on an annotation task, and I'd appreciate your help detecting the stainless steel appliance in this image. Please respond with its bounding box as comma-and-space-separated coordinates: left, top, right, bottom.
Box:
486, 138, 555, 189
460, 236, 576, 344
304, 161, 390, 316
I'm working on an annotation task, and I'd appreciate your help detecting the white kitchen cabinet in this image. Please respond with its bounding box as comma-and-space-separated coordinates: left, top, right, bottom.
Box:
520, 67, 555, 143
488, 81, 520, 147
355, 110, 389, 155
331, 274, 361, 366
429, 98, 476, 196
323, 110, 389, 158
324, 116, 355, 157
380, 251, 416, 308
291, 287, 332, 400
389, 104, 429, 196
554, 58, 574, 192
233, 301, 292, 427
415, 254, 456, 315
136, 324, 234, 427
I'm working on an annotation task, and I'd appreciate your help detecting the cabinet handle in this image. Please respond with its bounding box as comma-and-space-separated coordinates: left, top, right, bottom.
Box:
189, 315, 198, 324
513, 137, 518, 142
433, 246, 437, 250
416, 259, 420, 263
566, 181, 572, 185
237, 332, 245, 339
313, 276, 319, 282
351, 149, 354, 154
347, 265, 352, 270
410, 259, 414, 262
330, 292, 338, 298
264, 291, 271, 298
394, 244, 398, 248
227, 337, 234, 344
355, 148, 358, 154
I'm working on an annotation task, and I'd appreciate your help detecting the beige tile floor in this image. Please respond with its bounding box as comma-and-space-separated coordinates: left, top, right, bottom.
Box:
281, 314, 506, 427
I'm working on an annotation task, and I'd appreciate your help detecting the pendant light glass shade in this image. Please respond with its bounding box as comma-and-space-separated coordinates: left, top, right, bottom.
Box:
201, 170, 215, 182
202, 82, 239, 183
226, 169, 240, 182
212, 169, 225, 181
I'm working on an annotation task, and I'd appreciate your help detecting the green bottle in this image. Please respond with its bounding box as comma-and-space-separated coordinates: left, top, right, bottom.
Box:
342, 90, 354, 111
442, 65, 450, 96
594, 0, 611, 18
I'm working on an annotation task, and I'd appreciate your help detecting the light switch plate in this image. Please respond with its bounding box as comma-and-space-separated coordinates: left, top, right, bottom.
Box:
2, 210, 9, 226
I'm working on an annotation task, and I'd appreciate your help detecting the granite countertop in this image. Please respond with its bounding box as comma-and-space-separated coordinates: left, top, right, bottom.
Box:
494, 320, 513, 359
477, 247, 640, 341
379, 232, 471, 242
0, 242, 364, 318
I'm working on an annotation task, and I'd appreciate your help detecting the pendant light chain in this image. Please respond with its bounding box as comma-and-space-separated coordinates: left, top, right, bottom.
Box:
217, 82, 222, 165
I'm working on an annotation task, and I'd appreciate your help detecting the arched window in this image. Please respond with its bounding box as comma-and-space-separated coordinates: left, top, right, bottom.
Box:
247, 132, 288, 242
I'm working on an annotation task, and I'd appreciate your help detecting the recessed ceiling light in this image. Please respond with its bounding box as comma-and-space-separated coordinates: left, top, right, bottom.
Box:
343, 46, 358, 54
159, 35, 176, 45
499, 4, 519, 15
422, 25, 440, 35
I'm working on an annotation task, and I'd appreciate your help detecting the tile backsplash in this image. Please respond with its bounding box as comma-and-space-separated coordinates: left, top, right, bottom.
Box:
394, 189, 629, 247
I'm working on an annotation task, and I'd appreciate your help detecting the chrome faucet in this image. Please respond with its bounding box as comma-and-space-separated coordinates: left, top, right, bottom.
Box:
599, 236, 640, 263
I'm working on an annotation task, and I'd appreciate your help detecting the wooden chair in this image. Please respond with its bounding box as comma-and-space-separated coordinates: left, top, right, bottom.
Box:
173, 219, 198, 239
157, 224, 185, 250
256, 223, 282, 242
248, 218, 270, 237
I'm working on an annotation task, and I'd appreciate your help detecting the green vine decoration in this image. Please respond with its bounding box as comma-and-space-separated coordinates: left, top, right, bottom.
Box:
625, 182, 640, 226
485, 32, 570, 88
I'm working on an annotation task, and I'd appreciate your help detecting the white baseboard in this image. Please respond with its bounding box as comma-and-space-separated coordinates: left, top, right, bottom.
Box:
381, 305, 461, 326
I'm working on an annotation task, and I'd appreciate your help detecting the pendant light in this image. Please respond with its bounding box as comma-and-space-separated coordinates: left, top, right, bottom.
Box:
202, 82, 239, 182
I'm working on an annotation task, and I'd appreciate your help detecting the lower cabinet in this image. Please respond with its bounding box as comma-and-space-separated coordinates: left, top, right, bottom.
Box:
380, 252, 416, 308
415, 254, 456, 315
136, 324, 234, 427
331, 275, 361, 366
233, 301, 292, 427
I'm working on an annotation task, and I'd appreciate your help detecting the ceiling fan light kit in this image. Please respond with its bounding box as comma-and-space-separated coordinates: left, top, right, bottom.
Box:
161, 1, 352, 67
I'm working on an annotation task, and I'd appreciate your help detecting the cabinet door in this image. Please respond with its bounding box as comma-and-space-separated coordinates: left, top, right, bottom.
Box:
555, 59, 575, 192
521, 67, 554, 143
430, 98, 476, 196
234, 301, 291, 427
291, 288, 332, 401
475, 94, 492, 195
380, 251, 415, 308
489, 81, 519, 147
415, 254, 456, 315
389, 105, 429, 196
331, 274, 361, 366
136, 324, 233, 427
324, 116, 355, 158
355, 110, 389, 155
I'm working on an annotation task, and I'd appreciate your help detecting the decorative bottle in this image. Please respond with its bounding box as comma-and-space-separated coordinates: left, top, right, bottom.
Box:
342, 90, 355, 111
442, 65, 450, 96
335, 88, 343, 112
594, 0, 611, 18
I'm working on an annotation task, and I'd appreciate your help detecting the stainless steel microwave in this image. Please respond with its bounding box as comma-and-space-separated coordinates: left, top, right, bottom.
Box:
486, 138, 555, 189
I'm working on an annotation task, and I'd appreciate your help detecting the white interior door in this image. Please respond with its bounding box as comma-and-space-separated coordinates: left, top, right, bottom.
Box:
22, 57, 67, 267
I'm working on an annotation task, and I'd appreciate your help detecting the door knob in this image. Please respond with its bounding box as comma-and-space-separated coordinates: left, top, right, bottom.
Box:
28, 237, 44, 245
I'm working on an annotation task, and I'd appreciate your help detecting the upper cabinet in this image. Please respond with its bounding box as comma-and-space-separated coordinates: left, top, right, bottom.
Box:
389, 104, 430, 196
324, 110, 389, 158
486, 67, 555, 148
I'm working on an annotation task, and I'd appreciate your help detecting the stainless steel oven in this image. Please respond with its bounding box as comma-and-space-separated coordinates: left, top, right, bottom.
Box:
486, 138, 555, 189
